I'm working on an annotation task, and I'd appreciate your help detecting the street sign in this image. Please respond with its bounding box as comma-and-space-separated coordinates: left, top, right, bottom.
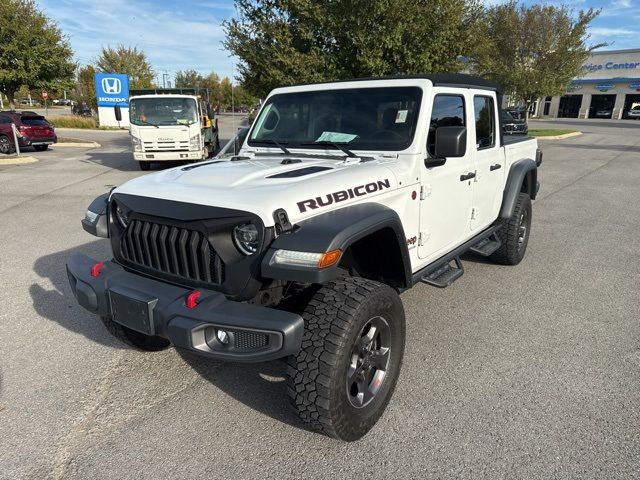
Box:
41, 90, 48, 100
94, 73, 129, 107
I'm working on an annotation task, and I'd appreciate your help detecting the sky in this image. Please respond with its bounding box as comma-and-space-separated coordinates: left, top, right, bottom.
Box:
38, 0, 640, 85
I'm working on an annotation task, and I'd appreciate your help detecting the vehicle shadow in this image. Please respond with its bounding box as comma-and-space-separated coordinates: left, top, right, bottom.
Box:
177, 350, 309, 432
29, 239, 128, 349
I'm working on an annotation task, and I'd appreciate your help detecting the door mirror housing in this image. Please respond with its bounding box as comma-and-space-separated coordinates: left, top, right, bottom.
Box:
114, 105, 122, 122
434, 126, 467, 158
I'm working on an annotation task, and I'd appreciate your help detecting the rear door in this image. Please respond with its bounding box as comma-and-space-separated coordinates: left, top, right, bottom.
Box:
418, 90, 474, 261
469, 92, 504, 231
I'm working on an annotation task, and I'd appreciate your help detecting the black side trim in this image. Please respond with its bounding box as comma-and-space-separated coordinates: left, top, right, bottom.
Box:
500, 159, 537, 219
261, 203, 411, 286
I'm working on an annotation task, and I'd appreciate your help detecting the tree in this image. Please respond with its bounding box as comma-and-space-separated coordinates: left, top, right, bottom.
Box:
474, 2, 603, 118
175, 69, 205, 88
74, 65, 97, 110
96, 45, 154, 89
0, 0, 75, 106
224, 0, 486, 97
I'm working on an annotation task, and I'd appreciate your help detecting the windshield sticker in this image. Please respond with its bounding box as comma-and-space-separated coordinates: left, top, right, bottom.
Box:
316, 131, 358, 143
395, 110, 408, 123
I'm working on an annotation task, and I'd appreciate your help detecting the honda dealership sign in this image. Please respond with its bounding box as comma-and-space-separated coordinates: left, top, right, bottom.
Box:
94, 73, 129, 107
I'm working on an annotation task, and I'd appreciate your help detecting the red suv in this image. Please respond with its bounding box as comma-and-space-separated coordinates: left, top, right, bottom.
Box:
0, 111, 57, 154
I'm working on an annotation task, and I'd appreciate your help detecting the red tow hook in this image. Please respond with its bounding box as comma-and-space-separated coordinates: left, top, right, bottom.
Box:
90, 261, 104, 277
186, 290, 201, 309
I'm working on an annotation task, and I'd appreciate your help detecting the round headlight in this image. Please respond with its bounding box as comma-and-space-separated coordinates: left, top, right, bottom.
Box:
115, 205, 129, 228
233, 223, 259, 255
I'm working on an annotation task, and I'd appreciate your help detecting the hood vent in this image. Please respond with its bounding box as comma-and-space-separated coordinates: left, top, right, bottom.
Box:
281, 158, 302, 165
267, 166, 332, 178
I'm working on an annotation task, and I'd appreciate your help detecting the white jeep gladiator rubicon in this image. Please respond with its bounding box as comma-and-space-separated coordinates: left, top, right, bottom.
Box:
67, 74, 542, 441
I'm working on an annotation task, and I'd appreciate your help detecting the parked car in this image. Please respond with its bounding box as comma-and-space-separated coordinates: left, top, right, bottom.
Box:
626, 107, 640, 119
501, 110, 528, 135
0, 111, 57, 153
69, 74, 541, 441
594, 108, 612, 118
72, 102, 92, 117
505, 107, 527, 121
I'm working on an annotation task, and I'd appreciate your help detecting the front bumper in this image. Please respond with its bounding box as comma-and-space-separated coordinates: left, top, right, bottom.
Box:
134, 150, 203, 161
66, 254, 304, 362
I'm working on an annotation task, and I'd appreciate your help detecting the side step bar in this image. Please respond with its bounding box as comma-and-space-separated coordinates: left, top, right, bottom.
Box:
411, 225, 501, 289
469, 233, 501, 257
421, 257, 463, 288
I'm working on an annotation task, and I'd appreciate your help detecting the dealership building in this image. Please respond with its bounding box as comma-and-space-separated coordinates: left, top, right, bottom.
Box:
532, 48, 640, 119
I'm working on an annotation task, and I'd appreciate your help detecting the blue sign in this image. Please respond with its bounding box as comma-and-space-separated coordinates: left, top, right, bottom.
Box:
94, 73, 129, 107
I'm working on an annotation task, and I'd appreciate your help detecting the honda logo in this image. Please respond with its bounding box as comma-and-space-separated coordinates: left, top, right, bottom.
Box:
101, 77, 122, 94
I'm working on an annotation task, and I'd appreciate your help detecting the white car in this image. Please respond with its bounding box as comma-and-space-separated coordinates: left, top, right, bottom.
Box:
627, 107, 640, 119
68, 74, 541, 441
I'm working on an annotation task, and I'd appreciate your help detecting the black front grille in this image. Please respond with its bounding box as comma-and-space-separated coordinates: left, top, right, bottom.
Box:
120, 219, 224, 284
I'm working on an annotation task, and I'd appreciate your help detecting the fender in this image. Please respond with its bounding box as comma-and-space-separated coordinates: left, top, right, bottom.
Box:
261, 203, 411, 286
499, 158, 537, 220
81, 192, 110, 238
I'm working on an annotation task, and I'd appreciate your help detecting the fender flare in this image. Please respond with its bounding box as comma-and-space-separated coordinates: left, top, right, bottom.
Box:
499, 158, 537, 220
261, 203, 411, 286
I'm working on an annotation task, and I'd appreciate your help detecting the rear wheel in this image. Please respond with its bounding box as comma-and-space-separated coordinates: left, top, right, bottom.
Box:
287, 277, 405, 441
0, 135, 14, 154
100, 316, 170, 351
490, 192, 532, 265
139, 160, 151, 171
34, 145, 49, 151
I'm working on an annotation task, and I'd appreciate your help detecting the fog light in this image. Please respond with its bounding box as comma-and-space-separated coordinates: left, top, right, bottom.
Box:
216, 329, 230, 345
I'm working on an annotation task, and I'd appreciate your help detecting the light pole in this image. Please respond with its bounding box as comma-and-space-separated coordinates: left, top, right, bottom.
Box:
162, 73, 170, 88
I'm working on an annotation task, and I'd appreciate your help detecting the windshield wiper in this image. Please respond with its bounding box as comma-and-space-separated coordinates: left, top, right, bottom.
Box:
251, 139, 291, 155
301, 141, 357, 158
135, 119, 159, 128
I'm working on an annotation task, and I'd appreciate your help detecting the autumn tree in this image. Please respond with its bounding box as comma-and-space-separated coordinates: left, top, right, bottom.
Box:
474, 2, 603, 117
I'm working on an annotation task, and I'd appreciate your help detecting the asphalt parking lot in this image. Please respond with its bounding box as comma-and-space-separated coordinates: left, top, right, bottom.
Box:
1, 117, 639, 479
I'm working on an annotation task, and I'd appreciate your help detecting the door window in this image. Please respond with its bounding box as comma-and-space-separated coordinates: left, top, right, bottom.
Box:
473, 96, 496, 149
0, 115, 12, 124
427, 95, 466, 156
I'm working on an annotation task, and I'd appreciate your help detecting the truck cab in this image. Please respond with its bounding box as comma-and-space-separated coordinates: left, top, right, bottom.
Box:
128, 92, 219, 170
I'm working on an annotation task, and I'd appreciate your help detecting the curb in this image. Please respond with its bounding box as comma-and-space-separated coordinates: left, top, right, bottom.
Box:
0, 155, 39, 166
53, 141, 101, 148
533, 132, 582, 140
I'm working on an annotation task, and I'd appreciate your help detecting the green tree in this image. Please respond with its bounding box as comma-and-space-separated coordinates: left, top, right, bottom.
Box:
0, 0, 75, 106
96, 45, 154, 88
73, 65, 97, 110
175, 69, 205, 88
224, 0, 485, 97
474, 2, 603, 118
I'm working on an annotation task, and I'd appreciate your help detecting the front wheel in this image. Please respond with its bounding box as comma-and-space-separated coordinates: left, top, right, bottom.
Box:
139, 160, 151, 171
490, 192, 532, 265
287, 277, 405, 441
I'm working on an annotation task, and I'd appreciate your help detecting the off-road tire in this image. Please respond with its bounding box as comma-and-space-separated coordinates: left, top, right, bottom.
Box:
100, 315, 170, 351
0, 135, 14, 154
139, 161, 151, 171
490, 192, 532, 265
286, 277, 405, 441
33, 145, 49, 151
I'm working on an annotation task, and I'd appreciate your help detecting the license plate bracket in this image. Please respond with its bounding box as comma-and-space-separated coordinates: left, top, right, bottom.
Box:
108, 287, 158, 335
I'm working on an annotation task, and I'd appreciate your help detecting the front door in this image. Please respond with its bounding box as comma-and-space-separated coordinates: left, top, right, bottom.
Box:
418, 92, 474, 261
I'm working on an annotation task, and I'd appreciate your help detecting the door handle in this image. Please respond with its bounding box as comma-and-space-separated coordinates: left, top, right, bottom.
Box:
490, 163, 502, 171
460, 171, 476, 181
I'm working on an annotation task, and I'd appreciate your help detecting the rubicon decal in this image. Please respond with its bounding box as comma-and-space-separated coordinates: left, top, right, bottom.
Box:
297, 179, 391, 213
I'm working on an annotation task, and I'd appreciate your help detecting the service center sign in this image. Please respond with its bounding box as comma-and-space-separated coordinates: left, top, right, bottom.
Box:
94, 73, 129, 107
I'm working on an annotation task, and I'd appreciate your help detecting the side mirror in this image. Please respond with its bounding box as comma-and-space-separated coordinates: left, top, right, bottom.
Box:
114, 105, 122, 122
434, 126, 467, 158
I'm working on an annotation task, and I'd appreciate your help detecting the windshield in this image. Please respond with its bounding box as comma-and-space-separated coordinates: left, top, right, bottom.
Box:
130, 97, 198, 126
249, 87, 422, 151
501, 110, 515, 122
